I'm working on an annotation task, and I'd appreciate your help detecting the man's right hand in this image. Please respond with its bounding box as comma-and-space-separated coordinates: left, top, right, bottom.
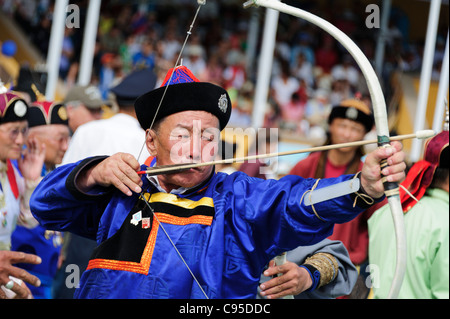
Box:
77, 153, 143, 197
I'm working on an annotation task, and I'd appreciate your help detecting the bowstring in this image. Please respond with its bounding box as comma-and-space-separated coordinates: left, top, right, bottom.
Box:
139, 192, 209, 299
136, 2, 205, 162
137, 1, 209, 299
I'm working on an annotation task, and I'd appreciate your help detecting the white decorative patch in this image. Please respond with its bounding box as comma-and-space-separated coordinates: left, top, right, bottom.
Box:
14, 100, 27, 117
131, 211, 142, 226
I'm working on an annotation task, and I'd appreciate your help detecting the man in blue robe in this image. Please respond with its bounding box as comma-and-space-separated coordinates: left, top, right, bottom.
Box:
29, 66, 406, 299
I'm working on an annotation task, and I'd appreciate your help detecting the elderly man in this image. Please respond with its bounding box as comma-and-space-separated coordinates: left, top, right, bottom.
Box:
11, 101, 69, 298
30, 66, 406, 299
0, 90, 44, 299
64, 85, 110, 134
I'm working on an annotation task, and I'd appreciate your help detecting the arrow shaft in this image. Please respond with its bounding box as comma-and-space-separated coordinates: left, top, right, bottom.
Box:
138, 130, 434, 176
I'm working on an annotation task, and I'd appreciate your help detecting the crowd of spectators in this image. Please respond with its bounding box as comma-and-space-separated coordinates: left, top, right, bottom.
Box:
2, 0, 448, 141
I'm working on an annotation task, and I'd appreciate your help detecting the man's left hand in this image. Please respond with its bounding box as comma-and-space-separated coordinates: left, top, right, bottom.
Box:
361, 141, 406, 199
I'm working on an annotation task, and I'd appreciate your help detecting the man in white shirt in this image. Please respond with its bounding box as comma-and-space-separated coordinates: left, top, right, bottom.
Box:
62, 69, 157, 165
64, 85, 110, 134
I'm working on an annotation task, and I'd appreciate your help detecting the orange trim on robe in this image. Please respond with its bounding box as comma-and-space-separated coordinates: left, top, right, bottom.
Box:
86, 212, 213, 274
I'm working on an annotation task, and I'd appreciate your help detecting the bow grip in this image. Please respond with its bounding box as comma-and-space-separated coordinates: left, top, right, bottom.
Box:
378, 136, 400, 198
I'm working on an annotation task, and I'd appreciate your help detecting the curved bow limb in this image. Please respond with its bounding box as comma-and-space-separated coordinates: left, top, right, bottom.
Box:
244, 0, 406, 298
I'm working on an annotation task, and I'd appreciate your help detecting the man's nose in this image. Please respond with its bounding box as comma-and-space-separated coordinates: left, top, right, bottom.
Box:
190, 135, 202, 162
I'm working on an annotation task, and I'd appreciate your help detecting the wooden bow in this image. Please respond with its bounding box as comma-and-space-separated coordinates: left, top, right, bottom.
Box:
243, 0, 408, 299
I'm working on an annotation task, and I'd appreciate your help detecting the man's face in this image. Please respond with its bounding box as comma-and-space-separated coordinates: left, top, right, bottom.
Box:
328, 118, 366, 153
147, 110, 220, 191
66, 103, 103, 132
0, 121, 28, 161
29, 124, 70, 166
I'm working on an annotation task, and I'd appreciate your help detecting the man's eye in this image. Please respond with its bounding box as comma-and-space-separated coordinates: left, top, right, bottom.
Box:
202, 135, 214, 141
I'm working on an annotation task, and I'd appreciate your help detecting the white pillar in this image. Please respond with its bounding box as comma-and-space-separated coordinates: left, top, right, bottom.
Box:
252, 0, 280, 129
245, 8, 261, 76
410, 0, 442, 162
45, 0, 69, 100
374, 0, 392, 78
78, 0, 102, 86
432, 31, 449, 132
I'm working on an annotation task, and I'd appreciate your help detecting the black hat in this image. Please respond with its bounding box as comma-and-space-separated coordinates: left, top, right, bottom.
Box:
328, 99, 374, 132
14, 66, 47, 102
110, 68, 157, 106
135, 66, 231, 130
0, 92, 28, 124
27, 101, 68, 127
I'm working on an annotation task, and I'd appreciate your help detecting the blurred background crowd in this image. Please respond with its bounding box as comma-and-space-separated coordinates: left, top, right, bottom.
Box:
1, 0, 447, 149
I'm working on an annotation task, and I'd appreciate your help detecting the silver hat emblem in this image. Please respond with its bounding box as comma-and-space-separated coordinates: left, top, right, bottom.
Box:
345, 107, 358, 120
218, 94, 228, 113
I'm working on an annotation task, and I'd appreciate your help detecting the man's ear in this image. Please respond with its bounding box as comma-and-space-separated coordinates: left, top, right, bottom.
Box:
146, 129, 158, 156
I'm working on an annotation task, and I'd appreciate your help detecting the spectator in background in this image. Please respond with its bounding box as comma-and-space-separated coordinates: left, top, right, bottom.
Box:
11, 101, 70, 299
100, 24, 124, 54
331, 55, 360, 89
292, 52, 314, 89
290, 32, 315, 67
62, 68, 155, 165
184, 44, 206, 77
315, 35, 339, 74
59, 28, 74, 80
369, 131, 449, 299
271, 60, 300, 110
0, 91, 44, 251
199, 53, 224, 86
132, 39, 156, 71
64, 85, 110, 134
161, 29, 182, 63
223, 49, 246, 91
0, 91, 45, 298
279, 91, 307, 135
30, 13, 51, 56
289, 98, 382, 299
119, 34, 140, 74
329, 79, 353, 106
99, 53, 118, 100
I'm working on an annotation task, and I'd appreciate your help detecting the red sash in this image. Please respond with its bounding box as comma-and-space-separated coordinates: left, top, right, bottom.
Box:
6, 160, 19, 199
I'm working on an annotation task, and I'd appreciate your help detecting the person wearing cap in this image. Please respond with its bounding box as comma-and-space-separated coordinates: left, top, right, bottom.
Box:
25, 101, 70, 172
289, 98, 382, 298
29, 66, 406, 299
10, 101, 69, 299
368, 130, 449, 299
61, 69, 156, 166
0, 91, 44, 298
64, 85, 110, 134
